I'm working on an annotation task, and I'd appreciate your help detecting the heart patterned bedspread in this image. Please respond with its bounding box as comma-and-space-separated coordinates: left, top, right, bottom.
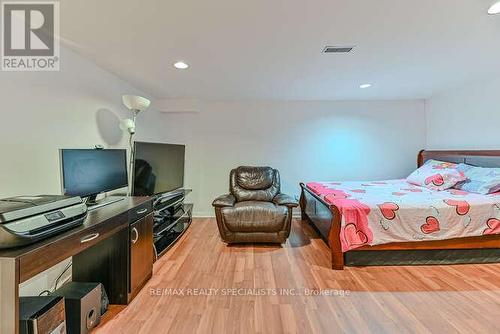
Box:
306, 180, 500, 252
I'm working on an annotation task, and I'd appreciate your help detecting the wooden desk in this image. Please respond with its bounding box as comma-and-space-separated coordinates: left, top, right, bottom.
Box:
0, 197, 153, 334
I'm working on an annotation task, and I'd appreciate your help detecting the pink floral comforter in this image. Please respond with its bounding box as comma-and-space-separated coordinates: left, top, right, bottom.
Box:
306, 180, 500, 252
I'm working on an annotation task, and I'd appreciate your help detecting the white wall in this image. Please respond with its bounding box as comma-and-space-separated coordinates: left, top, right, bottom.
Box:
426, 76, 500, 149
157, 100, 427, 216
0, 47, 165, 296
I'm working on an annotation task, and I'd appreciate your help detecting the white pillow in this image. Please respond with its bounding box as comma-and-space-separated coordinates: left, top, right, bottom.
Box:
406, 160, 467, 191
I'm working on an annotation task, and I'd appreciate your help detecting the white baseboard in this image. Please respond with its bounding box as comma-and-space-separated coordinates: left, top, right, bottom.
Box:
192, 212, 215, 218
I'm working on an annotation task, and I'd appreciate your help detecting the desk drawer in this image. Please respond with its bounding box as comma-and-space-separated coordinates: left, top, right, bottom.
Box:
128, 200, 153, 223
19, 213, 129, 283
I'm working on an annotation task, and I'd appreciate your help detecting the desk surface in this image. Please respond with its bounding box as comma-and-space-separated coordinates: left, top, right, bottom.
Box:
0, 196, 152, 282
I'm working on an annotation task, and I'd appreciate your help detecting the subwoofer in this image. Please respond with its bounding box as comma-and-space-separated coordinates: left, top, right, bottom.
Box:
52, 282, 102, 334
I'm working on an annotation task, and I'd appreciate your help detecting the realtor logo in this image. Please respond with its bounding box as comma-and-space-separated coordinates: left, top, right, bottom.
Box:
1, 1, 59, 71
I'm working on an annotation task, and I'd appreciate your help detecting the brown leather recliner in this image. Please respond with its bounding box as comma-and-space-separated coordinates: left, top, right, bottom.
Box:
212, 166, 298, 243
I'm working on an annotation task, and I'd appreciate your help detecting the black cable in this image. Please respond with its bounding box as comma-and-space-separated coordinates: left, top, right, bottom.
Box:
53, 261, 72, 291
39, 290, 51, 296
36, 261, 72, 297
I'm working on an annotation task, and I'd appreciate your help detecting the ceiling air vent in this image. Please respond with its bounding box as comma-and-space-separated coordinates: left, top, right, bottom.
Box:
322, 46, 355, 53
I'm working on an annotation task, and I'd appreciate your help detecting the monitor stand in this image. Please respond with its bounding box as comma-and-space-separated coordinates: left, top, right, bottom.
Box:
86, 195, 125, 210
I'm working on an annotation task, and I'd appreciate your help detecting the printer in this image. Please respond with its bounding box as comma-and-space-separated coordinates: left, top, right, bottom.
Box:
0, 195, 87, 249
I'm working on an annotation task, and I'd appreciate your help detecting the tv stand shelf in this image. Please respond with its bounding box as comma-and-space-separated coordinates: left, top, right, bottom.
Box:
152, 189, 192, 259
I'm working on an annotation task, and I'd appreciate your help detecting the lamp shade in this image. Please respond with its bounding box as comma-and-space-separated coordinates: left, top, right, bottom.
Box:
122, 95, 151, 113
489, 1, 500, 14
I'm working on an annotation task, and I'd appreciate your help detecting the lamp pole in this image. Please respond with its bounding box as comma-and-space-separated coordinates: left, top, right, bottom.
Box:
121, 95, 151, 196
128, 110, 139, 196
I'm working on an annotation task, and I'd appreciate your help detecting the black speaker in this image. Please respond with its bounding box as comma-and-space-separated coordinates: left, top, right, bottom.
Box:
52, 282, 101, 334
19, 296, 66, 334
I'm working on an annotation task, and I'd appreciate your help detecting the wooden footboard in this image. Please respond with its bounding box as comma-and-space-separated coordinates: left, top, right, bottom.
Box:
299, 182, 345, 270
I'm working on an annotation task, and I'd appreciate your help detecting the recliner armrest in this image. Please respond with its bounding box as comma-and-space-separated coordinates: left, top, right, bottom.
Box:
273, 193, 299, 208
212, 194, 236, 208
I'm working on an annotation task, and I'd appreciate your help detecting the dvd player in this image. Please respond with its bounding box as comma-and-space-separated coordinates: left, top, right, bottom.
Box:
0, 195, 87, 249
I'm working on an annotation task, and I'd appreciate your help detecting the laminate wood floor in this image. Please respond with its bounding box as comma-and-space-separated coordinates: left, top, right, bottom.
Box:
94, 218, 500, 334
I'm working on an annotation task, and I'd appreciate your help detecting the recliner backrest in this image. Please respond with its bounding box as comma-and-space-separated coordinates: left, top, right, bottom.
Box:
230, 166, 280, 202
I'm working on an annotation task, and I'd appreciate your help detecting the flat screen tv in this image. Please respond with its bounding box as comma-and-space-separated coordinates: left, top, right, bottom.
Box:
60, 149, 128, 201
132, 142, 185, 196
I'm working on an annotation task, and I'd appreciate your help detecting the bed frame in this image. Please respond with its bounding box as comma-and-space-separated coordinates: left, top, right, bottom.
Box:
299, 150, 500, 270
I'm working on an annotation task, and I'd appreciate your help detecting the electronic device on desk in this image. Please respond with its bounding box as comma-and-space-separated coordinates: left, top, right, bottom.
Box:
60, 149, 128, 210
132, 142, 193, 258
19, 296, 66, 334
0, 195, 87, 249
52, 282, 102, 334
132, 142, 185, 198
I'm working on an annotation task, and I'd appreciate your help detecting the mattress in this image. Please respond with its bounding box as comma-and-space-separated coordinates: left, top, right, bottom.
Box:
306, 179, 500, 252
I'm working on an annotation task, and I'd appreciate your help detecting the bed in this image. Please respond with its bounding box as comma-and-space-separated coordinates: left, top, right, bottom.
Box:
299, 150, 500, 270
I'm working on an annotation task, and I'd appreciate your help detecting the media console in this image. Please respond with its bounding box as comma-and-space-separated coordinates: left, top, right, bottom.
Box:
152, 189, 193, 258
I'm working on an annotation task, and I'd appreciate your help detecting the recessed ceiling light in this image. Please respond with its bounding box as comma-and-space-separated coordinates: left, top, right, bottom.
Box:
488, 2, 500, 14
359, 84, 372, 89
174, 61, 189, 69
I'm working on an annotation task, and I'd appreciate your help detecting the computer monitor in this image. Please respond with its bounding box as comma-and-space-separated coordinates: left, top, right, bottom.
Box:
60, 149, 128, 204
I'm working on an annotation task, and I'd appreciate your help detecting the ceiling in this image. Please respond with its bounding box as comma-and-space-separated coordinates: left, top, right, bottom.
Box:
60, 0, 500, 100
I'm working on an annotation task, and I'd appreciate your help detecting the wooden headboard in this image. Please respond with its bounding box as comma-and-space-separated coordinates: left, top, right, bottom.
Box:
418, 150, 500, 168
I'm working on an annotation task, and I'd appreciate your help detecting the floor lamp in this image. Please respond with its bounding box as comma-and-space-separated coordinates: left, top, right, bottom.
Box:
121, 95, 151, 195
